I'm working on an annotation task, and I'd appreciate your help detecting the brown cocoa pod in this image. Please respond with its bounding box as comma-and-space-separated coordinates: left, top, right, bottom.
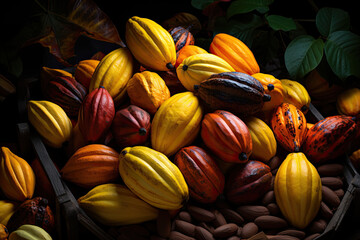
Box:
267, 203, 280, 216
262, 190, 275, 205
254, 215, 288, 229
178, 211, 192, 223
322, 186, 341, 208
174, 220, 196, 237
266, 235, 300, 240
269, 156, 282, 170
157, 210, 171, 238
213, 223, 238, 238
277, 229, 306, 239
308, 219, 327, 234
195, 226, 215, 240
187, 205, 215, 222
319, 202, 334, 220
236, 205, 270, 221
220, 208, 245, 225
321, 177, 343, 190
212, 209, 227, 227
304, 233, 320, 240
169, 231, 196, 240
317, 164, 343, 177
241, 222, 258, 238
334, 188, 345, 199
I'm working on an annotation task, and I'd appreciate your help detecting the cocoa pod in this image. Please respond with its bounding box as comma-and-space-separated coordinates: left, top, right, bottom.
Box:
266, 235, 300, 240
308, 219, 327, 234
174, 220, 196, 237
169, 231, 195, 240
317, 164, 343, 177
319, 202, 334, 220
254, 215, 288, 229
178, 211, 192, 223
267, 203, 280, 216
268, 156, 282, 170
195, 226, 215, 240
304, 233, 320, 240
157, 210, 171, 238
219, 208, 245, 225
321, 177, 343, 190
236, 205, 270, 221
187, 205, 215, 222
334, 188, 345, 199
262, 190, 275, 205
241, 222, 258, 238
213, 223, 238, 238
212, 209, 227, 227
322, 186, 341, 208
277, 229, 305, 239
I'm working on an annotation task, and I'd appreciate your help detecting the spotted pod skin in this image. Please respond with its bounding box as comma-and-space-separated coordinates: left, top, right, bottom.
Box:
201, 110, 252, 163
168, 26, 195, 52
271, 103, 307, 152
195, 72, 271, 116
302, 115, 357, 165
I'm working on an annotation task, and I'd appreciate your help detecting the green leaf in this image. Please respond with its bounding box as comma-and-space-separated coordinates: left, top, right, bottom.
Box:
191, 0, 215, 10
324, 31, 360, 79
227, 0, 274, 18
316, 7, 350, 37
266, 15, 297, 31
285, 35, 324, 80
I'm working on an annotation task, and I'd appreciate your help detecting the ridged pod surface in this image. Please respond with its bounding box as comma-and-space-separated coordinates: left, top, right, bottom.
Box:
274, 152, 322, 229
336, 88, 360, 116
175, 45, 208, 68
0, 147, 35, 202
245, 116, 277, 163
195, 72, 271, 116
302, 115, 357, 164
174, 146, 225, 204
281, 79, 311, 114
168, 26, 194, 51
78, 184, 159, 226
61, 144, 120, 188
9, 224, 52, 240
119, 146, 189, 210
127, 71, 170, 114
0, 200, 19, 225
74, 59, 100, 89
271, 103, 307, 152
151, 91, 203, 156
126, 16, 176, 71
27, 100, 73, 148
210, 33, 260, 75
89, 48, 134, 105
176, 53, 235, 91
201, 110, 252, 163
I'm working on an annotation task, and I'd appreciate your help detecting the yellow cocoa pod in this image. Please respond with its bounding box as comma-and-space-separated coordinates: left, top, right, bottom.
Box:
281, 79, 311, 114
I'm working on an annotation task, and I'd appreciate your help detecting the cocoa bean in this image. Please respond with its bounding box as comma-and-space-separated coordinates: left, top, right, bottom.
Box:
212, 209, 227, 227
319, 202, 334, 220
304, 233, 320, 240
262, 190, 275, 205
254, 215, 288, 229
178, 211, 192, 223
266, 235, 300, 240
213, 223, 238, 238
195, 226, 215, 240
271, 168, 278, 176
198, 222, 214, 234
322, 186, 341, 208
269, 156, 282, 170
321, 177, 343, 190
150, 236, 167, 240
241, 222, 258, 238
308, 219, 327, 234
317, 164, 343, 177
187, 205, 215, 222
334, 188, 345, 199
267, 203, 280, 216
169, 231, 195, 240
236, 205, 270, 221
118, 225, 150, 237
174, 220, 196, 237
219, 208, 244, 225
277, 229, 305, 239
236, 227, 242, 237
227, 236, 241, 240
157, 210, 171, 238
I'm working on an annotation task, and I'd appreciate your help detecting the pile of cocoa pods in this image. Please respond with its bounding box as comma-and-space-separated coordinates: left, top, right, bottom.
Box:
107, 156, 345, 240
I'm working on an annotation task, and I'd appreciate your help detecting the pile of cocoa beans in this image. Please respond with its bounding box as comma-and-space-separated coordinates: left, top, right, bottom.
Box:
107, 157, 345, 240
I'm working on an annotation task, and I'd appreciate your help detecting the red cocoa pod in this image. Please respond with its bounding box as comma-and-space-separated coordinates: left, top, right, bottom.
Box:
187, 205, 215, 222
317, 164, 343, 177
174, 220, 196, 237
169, 231, 195, 240
277, 229, 306, 239
334, 189, 345, 199
219, 208, 245, 225
157, 210, 171, 238
213, 223, 238, 238
319, 202, 334, 220
304, 233, 321, 240
262, 190, 275, 205
321, 177, 343, 190
178, 211, 192, 223
254, 216, 288, 229
308, 219, 327, 234
268, 156, 282, 170
212, 209, 227, 227
195, 226, 215, 240
267, 203, 280, 216
322, 186, 341, 208
241, 222, 258, 239
236, 205, 270, 221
